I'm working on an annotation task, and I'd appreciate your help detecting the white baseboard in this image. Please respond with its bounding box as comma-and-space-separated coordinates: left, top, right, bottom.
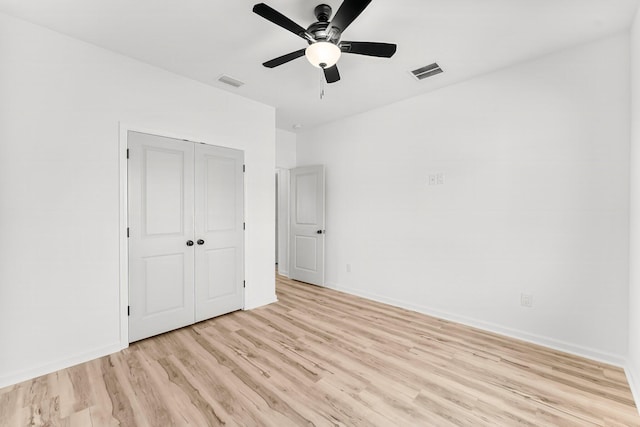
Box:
626, 361, 640, 415
0, 342, 124, 389
324, 281, 338, 290
333, 284, 626, 368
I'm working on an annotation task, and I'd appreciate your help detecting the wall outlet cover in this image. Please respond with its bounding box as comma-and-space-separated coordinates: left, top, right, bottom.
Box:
521, 293, 533, 308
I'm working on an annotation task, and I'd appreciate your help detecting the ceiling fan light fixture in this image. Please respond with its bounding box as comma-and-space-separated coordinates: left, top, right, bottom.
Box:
305, 41, 341, 68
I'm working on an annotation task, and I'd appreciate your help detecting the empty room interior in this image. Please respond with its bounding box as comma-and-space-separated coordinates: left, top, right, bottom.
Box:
3, 0, 640, 425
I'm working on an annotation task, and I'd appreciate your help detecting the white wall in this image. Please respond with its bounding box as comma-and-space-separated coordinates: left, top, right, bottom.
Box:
297, 34, 630, 364
275, 129, 297, 276
628, 6, 640, 404
0, 13, 276, 388
276, 129, 297, 169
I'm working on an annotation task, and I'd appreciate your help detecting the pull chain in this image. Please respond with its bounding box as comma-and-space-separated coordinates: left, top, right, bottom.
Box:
320, 69, 325, 100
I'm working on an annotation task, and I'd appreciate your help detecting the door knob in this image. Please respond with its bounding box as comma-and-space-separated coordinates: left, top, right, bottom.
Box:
197, 239, 205, 245
186, 240, 194, 246
316, 230, 325, 234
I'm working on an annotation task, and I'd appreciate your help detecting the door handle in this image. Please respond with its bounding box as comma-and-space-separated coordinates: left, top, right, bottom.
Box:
316, 230, 325, 234
186, 240, 194, 246
197, 239, 205, 245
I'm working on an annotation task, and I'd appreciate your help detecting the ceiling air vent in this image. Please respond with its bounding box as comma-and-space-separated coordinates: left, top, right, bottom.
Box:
217, 74, 245, 88
410, 63, 443, 81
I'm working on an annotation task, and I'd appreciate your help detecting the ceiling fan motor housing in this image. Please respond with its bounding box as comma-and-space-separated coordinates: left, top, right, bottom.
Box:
307, 21, 332, 42
308, 4, 341, 43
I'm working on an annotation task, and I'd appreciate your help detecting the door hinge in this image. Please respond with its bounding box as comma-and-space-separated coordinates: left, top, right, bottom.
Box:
243, 222, 246, 230
127, 227, 130, 238
243, 280, 246, 288
243, 164, 245, 173
126, 149, 129, 159
127, 306, 130, 316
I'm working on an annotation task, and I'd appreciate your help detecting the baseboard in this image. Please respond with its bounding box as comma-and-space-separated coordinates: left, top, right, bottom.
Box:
0, 342, 124, 389
626, 361, 640, 414
324, 281, 338, 290
244, 295, 278, 311
334, 284, 626, 368
277, 268, 289, 277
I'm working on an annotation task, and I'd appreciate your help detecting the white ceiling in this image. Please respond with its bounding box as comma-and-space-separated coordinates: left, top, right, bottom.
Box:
0, 0, 637, 131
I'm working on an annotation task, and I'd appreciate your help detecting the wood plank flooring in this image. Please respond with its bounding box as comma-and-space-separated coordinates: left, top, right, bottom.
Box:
1, 274, 639, 426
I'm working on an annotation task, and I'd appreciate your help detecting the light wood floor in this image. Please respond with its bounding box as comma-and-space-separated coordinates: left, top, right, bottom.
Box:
1, 274, 639, 426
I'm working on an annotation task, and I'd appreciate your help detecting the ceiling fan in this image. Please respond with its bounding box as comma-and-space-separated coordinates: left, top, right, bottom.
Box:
253, 0, 397, 84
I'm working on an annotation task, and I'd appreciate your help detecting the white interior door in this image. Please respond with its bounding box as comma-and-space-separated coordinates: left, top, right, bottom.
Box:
128, 132, 245, 342
128, 132, 195, 342
289, 165, 325, 286
194, 144, 244, 321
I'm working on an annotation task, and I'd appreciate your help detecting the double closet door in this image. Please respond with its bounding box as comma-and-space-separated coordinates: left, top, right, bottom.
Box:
127, 131, 244, 343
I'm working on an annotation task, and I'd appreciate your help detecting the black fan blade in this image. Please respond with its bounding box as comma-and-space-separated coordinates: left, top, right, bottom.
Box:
328, 0, 372, 33
253, 3, 311, 41
263, 49, 306, 68
340, 41, 397, 58
323, 65, 340, 84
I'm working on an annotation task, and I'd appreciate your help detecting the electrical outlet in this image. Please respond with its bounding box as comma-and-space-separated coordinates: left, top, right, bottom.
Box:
436, 173, 445, 185
428, 175, 437, 185
520, 293, 533, 308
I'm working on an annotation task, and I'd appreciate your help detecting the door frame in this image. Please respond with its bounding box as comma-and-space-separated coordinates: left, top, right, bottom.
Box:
118, 122, 246, 349
276, 168, 290, 277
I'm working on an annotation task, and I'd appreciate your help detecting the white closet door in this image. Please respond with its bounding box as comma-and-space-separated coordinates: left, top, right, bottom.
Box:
128, 132, 195, 342
194, 144, 244, 321
289, 165, 325, 286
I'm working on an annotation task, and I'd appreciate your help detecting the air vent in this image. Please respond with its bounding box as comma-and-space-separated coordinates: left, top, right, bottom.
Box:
411, 63, 443, 81
217, 75, 245, 88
